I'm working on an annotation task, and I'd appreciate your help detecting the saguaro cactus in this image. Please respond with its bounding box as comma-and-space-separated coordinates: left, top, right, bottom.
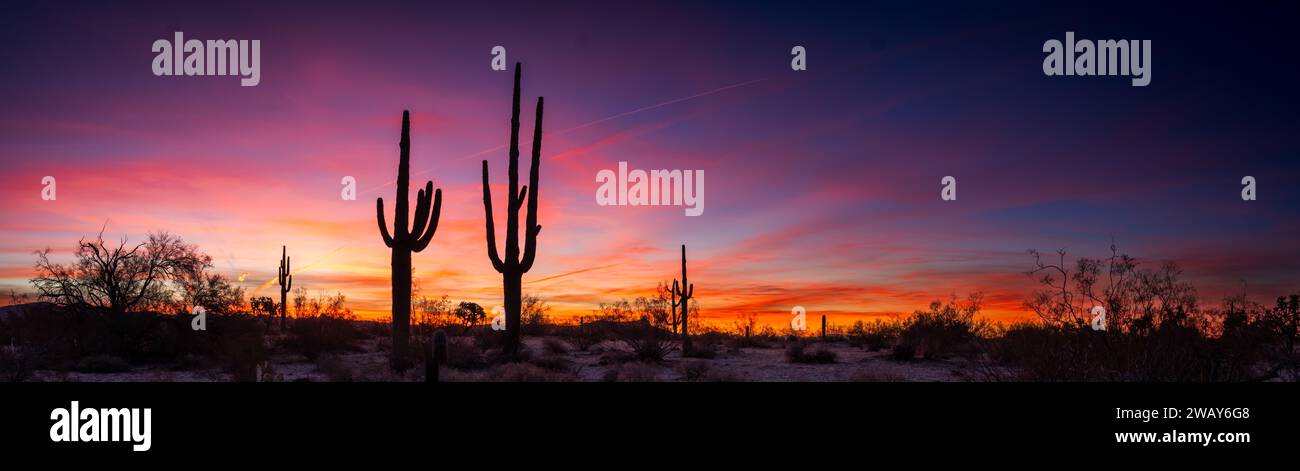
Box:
482, 63, 544, 358
426, 329, 447, 383
277, 246, 292, 330
672, 244, 694, 354
377, 110, 443, 371
821, 314, 827, 340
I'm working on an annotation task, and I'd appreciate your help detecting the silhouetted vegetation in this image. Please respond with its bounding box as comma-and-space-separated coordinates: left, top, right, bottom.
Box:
895, 294, 991, 360
282, 292, 361, 360
672, 244, 695, 354
277, 246, 292, 330
376, 110, 444, 372
482, 63, 545, 358
7, 229, 1297, 383
31, 229, 222, 315
785, 341, 837, 364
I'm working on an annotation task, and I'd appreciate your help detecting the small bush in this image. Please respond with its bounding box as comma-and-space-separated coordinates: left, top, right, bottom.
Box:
684, 333, 721, 358
895, 296, 989, 359
890, 343, 916, 361
602, 362, 659, 382
214, 320, 267, 382
677, 360, 712, 380
315, 354, 355, 382
0, 346, 32, 382
847, 319, 902, 352
77, 354, 129, 373
285, 315, 361, 360
483, 362, 575, 382
598, 349, 637, 365
621, 321, 674, 362
785, 341, 837, 364
528, 354, 571, 373
542, 337, 570, 355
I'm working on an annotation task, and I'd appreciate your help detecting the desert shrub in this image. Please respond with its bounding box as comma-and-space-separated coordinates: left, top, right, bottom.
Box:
785, 341, 837, 364
255, 361, 283, 382
472, 325, 502, 351
528, 354, 571, 373
173, 353, 210, 371
847, 319, 902, 352
990, 315, 1284, 381
542, 337, 570, 355
728, 334, 768, 350
621, 320, 675, 362
562, 318, 623, 351
677, 360, 715, 380
315, 354, 355, 382
483, 362, 575, 382
598, 349, 637, 365
284, 311, 361, 360
0, 346, 32, 382
895, 296, 989, 360
890, 343, 916, 361
441, 336, 486, 369
521, 294, 552, 336
213, 318, 268, 382
602, 362, 659, 382
76, 354, 129, 373
684, 346, 717, 359
684, 333, 721, 358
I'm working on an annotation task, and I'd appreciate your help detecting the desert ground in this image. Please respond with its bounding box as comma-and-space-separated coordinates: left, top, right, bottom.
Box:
21, 333, 975, 383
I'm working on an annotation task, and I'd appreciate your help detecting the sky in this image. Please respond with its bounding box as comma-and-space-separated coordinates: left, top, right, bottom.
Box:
1, 1, 1297, 327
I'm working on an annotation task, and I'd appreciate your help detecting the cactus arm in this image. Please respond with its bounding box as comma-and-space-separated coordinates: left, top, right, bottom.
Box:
412, 187, 442, 252
286, 274, 292, 291
376, 198, 394, 247
410, 181, 433, 241
482, 160, 505, 272
520, 96, 544, 272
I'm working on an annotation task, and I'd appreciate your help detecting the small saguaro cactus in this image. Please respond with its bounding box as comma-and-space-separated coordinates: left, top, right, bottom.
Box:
821, 314, 827, 340
482, 63, 545, 358
377, 110, 443, 372
426, 330, 447, 383
672, 244, 694, 354
277, 246, 292, 330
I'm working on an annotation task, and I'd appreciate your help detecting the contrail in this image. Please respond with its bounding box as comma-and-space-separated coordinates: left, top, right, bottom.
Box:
524, 264, 619, 285
554, 77, 769, 134
363, 77, 769, 194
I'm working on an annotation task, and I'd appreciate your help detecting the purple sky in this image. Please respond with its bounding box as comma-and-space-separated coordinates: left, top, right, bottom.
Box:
1, 1, 1296, 324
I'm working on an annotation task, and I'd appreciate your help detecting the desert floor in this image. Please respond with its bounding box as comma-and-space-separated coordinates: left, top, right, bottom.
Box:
25, 335, 980, 382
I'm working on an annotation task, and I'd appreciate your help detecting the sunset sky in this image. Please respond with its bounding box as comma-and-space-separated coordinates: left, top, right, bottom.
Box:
1, 1, 1297, 327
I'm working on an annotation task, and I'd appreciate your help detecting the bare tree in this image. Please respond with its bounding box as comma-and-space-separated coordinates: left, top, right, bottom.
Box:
31, 230, 209, 315
521, 293, 550, 331
175, 269, 245, 315
1026, 240, 1197, 331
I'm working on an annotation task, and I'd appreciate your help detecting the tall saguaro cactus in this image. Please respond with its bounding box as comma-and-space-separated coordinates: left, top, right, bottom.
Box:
482, 63, 544, 358
673, 244, 694, 354
377, 110, 443, 371
277, 246, 292, 330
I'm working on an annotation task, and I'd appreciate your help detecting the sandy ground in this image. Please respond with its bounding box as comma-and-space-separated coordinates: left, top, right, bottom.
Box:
27, 335, 981, 382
